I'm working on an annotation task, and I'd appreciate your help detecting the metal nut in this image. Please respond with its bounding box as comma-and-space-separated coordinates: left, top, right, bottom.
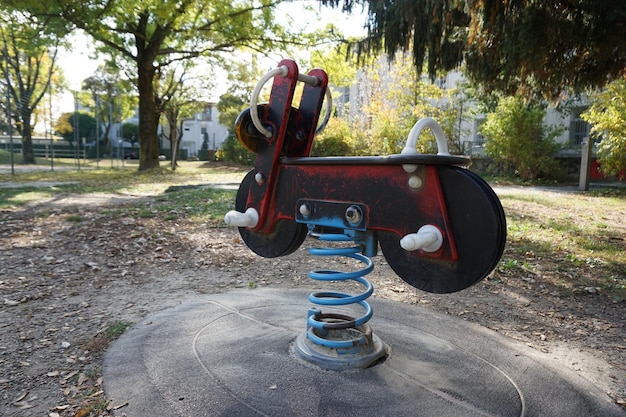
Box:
299, 203, 311, 217
345, 205, 362, 225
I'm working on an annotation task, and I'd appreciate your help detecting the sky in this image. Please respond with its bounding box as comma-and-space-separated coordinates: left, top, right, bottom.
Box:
55, 3, 367, 113
56, 32, 101, 112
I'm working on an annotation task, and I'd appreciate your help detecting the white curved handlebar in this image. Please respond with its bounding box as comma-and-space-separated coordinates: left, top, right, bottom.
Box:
249, 65, 332, 138
250, 67, 287, 138
401, 117, 450, 156
315, 88, 332, 135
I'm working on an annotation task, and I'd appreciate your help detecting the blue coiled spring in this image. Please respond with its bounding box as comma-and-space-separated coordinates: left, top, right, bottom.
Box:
305, 232, 375, 351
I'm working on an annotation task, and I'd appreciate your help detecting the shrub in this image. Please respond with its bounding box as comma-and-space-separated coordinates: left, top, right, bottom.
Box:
481, 96, 561, 180
221, 134, 254, 165
582, 77, 626, 179
311, 117, 356, 156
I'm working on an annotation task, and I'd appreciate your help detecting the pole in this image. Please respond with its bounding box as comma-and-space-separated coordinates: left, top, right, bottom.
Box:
74, 92, 80, 169
95, 93, 100, 168
579, 137, 593, 191
3, 45, 14, 175
117, 86, 123, 167
47, 78, 54, 171
109, 99, 113, 168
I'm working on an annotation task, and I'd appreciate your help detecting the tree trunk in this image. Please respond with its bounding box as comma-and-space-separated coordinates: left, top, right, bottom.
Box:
19, 112, 35, 164
136, 56, 160, 171
170, 133, 178, 171
169, 119, 179, 170
102, 122, 111, 156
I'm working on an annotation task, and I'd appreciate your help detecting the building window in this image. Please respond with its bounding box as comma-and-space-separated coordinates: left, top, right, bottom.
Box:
462, 116, 486, 156
343, 87, 350, 104
472, 117, 485, 145
569, 107, 590, 148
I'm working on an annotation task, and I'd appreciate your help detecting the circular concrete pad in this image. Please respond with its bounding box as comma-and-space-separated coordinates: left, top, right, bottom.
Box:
103, 289, 624, 417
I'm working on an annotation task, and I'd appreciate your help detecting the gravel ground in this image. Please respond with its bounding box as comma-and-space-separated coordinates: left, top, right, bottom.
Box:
1, 180, 624, 416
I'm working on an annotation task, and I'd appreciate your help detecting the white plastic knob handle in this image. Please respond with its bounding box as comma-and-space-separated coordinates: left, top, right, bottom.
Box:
224, 208, 259, 228
400, 225, 444, 252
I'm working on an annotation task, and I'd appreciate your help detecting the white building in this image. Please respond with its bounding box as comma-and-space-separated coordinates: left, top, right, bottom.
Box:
174, 103, 229, 159
335, 66, 591, 157
104, 104, 230, 159
434, 72, 591, 156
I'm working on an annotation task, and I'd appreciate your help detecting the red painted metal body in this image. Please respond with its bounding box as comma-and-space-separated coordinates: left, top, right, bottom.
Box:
247, 60, 329, 231
246, 161, 459, 262
239, 59, 462, 261
231, 59, 506, 294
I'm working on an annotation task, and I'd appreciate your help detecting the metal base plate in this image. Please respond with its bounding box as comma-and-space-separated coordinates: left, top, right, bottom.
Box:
103, 289, 625, 417
294, 327, 388, 371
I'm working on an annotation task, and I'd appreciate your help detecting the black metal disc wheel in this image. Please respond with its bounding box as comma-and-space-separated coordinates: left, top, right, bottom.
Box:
235, 170, 308, 258
379, 166, 506, 294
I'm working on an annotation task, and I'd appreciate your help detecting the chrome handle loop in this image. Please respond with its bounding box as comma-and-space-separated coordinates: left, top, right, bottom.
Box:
249, 65, 332, 138
250, 66, 288, 138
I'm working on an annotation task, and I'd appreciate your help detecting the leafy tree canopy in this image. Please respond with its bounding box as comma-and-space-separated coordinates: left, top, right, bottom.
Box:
0, 0, 309, 170
0, 9, 63, 163
54, 111, 97, 145
121, 122, 139, 143
359, 54, 460, 155
582, 76, 626, 178
321, 0, 626, 98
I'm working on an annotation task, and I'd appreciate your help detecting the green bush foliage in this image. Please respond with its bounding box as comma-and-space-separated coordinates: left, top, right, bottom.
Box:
582, 77, 626, 179
220, 134, 254, 165
481, 96, 562, 180
311, 117, 356, 156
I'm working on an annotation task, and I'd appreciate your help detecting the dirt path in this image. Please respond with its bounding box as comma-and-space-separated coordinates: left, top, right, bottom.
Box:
1, 186, 625, 416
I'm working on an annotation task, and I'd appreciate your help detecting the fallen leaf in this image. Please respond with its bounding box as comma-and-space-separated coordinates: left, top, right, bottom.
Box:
14, 391, 28, 402
74, 408, 89, 417
16, 401, 35, 409
4, 298, 20, 306
63, 370, 79, 382
77, 373, 88, 386
113, 401, 129, 410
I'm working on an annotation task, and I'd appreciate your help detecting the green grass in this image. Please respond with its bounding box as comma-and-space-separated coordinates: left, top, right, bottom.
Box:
3, 158, 624, 300
105, 320, 133, 340
152, 186, 237, 221
65, 215, 85, 222
0, 160, 247, 210
498, 187, 626, 299
0, 149, 91, 167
